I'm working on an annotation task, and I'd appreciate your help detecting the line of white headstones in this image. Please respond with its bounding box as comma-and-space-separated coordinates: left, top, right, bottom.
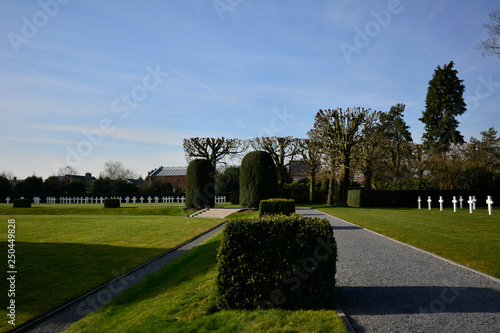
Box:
418, 195, 494, 215
4, 196, 227, 205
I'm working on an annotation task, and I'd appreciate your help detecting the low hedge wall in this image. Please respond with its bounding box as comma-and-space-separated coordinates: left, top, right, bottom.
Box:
104, 198, 120, 208
347, 189, 500, 208
230, 191, 239, 205
216, 214, 337, 310
259, 198, 295, 217
13, 199, 31, 208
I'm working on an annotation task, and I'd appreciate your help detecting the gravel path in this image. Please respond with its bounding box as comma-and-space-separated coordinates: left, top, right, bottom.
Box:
297, 209, 500, 333
13, 222, 227, 333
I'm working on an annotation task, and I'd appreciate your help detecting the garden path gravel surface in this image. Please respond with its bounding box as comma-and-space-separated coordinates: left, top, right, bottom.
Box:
297, 208, 500, 333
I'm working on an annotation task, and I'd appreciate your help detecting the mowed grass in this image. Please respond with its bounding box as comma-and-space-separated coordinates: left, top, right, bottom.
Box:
318, 207, 500, 278
0, 203, 196, 216
0, 205, 222, 332
65, 232, 348, 333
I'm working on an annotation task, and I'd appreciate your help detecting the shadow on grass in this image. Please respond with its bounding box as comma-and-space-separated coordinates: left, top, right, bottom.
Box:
337, 285, 500, 315
0, 241, 171, 328
107, 237, 221, 308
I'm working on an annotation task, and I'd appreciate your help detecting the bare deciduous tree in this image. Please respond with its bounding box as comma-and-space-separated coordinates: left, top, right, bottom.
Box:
100, 161, 137, 180
298, 133, 322, 202
312, 107, 379, 206
249, 136, 300, 196
182, 137, 246, 171
475, 8, 500, 58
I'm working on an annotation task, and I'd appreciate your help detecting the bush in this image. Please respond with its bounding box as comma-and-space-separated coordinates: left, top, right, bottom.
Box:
230, 191, 240, 205
240, 151, 278, 207
104, 199, 120, 208
216, 214, 337, 310
13, 199, 31, 208
259, 199, 295, 217
457, 168, 494, 190
347, 189, 500, 208
185, 159, 215, 208
284, 182, 309, 204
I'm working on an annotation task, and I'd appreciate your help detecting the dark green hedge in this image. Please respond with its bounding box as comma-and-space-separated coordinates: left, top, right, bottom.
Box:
216, 214, 337, 310
348, 189, 500, 208
259, 199, 295, 217
13, 199, 31, 208
185, 159, 215, 209
230, 191, 239, 205
104, 198, 120, 208
239, 151, 278, 207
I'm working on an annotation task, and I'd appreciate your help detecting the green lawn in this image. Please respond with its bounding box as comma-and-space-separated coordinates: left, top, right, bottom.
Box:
0, 206, 222, 332
65, 233, 348, 333
318, 207, 500, 278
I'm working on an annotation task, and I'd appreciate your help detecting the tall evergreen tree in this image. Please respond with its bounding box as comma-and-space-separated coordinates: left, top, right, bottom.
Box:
379, 103, 413, 181
420, 61, 466, 152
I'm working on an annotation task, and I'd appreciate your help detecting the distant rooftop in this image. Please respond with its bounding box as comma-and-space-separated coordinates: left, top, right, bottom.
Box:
150, 165, 229, 177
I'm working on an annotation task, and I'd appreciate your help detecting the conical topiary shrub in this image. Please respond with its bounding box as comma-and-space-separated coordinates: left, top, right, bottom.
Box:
239, 151, 278, 207
185, 159, 215, 208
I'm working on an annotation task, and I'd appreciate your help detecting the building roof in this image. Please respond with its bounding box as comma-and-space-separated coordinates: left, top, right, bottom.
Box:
151, 167, 187, 177
150, 165, 229, 177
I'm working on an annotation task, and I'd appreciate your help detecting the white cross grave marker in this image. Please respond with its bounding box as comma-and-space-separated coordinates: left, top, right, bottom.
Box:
427, 196, 432, 210
140, 196, 144, 204
452, 196, 458, 212
417, 196, 421, 209
100, 197, 104, 204
132, 196, 136, 204
6, 197, 10, 205
154, 196, 159, 204
473, 196, 477, 210
486, 196, 494, 216
125, 196, 130, 204
468, 196, 474, 214
147, 196, 152, 204
439, 196, 444, 211
459, 196, 463, 209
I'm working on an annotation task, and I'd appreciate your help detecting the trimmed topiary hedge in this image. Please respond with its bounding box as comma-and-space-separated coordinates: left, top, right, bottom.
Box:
259, 198, 295, 217
13, 199, 31, 208
185, 159, 215, 208
239, 151, 278, 207
216, 214, 337, 310
230, 191, 239, 205
347, 189, 500, 208
104, 198, 120, 208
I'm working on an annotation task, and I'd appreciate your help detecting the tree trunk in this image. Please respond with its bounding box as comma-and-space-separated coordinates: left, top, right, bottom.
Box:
338, 157, 350, 206
309, 169, 316, 203
327, 176, 335, 205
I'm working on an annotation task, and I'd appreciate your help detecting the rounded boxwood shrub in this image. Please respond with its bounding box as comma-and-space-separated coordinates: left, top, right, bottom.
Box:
104, 198, 120, 208
13, 199, 31, 208
259, 198, 295, 217
240, 151, 278, 207
185, 159, 215, 208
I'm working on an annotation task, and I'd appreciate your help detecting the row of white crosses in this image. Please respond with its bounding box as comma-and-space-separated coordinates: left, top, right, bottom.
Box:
418, 195, 494, 215
3, 196, 212, 205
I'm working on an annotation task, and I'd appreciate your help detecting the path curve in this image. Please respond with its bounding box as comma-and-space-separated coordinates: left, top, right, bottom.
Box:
297, 208, 500, 333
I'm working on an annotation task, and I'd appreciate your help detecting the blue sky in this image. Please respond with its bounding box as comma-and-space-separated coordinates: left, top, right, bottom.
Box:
1, 0, 499, 179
